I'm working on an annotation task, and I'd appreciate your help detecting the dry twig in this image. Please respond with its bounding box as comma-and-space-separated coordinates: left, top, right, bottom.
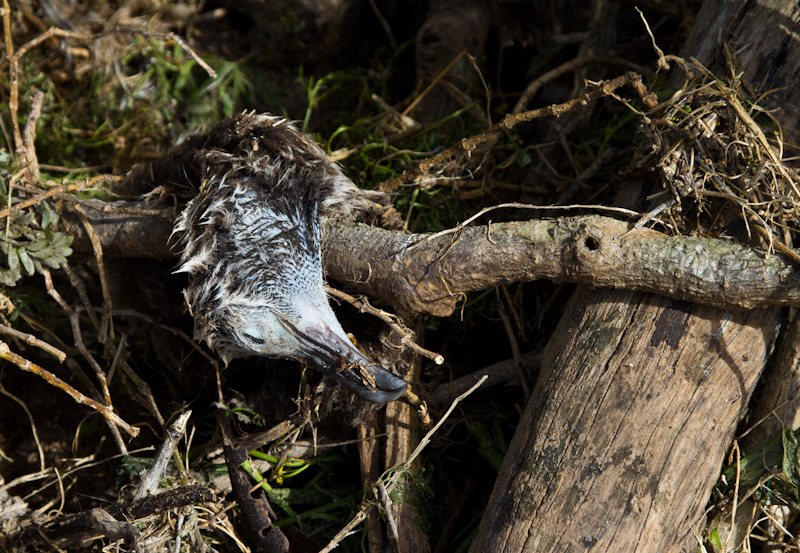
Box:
0, 339, 138, 437
0, 323, 66, 361
326, 286, 444, 365
382, 72, 647, 192
43, 268, 135, 449
135, 412, 192, 500
513, 55, 649, 114
71, 204, 114, 341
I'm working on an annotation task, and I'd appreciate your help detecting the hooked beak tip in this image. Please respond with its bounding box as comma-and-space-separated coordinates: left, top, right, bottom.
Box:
286, 320, 407, 403
321, 356, 408, 403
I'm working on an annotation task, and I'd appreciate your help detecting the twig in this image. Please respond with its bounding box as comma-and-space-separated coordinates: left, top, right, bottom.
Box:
1, 0, 13, 60
319, 375, 488, 552
42, 269, 134, 449
0, 323, 66, 362
402, 51, 468, 118
513, 55, 649, 114
0, 176, 114, 221
105, 308, 221, 371
383, 72, 644, 192
366, 0, 396, 50
0, 340, 138, 437
71, 204, 114, 341
377, 482, 399, 546
118, 357, 166, 429
0, 383, 45, 471
36, 485, 214, 542
408, 201, 640, 250
61, 263, 100, 331
326, 286, 444, 365
20, 88, 44, 184
637, 8, 668, 70
496, 289, 530, 400
724, 441, 742, 552
402, 375, 487, 469
431, 351, 541, 404
400, 386, 431, 426
135, 412, 192, 500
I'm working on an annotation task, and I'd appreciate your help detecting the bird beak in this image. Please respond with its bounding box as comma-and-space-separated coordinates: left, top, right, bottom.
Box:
282, 319, 408, 403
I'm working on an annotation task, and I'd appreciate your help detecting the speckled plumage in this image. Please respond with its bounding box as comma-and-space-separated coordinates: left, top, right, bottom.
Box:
164, 113, 406, 402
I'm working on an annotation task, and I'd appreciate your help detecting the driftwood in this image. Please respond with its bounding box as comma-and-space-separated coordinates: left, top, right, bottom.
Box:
470, 289, 779, 551
322, 216, 800, 315
62, 201, 800, 315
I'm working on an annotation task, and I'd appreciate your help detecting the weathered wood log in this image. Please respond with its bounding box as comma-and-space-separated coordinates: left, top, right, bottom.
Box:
470, 288, 779, 551
469, 1, 800, 551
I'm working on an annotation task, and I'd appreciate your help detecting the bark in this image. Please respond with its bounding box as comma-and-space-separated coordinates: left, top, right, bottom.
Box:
323, 216, 800, 315
470, 289, 779, 551
62, 201, 800, 314
469, 1, 800, 551
742, 313, 800, 452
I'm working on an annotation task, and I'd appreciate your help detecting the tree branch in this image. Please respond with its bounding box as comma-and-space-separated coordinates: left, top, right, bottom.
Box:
61, 201, 800, 314
322, 215, 800, 314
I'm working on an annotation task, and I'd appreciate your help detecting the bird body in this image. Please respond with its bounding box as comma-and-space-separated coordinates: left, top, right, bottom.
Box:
167, 113, 406, 402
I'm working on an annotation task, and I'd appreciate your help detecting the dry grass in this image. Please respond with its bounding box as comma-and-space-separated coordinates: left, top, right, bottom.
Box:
633, 55, 800, 262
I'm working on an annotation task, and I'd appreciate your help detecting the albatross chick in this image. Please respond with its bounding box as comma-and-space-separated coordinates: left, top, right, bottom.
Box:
170, 113, 407, 403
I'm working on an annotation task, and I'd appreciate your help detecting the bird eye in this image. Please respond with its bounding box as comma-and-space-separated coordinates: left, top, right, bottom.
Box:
241, 327, 265, 345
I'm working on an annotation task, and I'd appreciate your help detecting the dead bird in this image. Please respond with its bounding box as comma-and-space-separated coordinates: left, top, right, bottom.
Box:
132, 113, 407, 403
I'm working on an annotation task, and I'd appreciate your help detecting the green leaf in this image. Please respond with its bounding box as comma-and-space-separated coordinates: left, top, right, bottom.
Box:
7, 247, 19, 272
24, 237, 50, 252
37, 201, 59, 229
18, 248, 34, 275
708, 527, 721, 548
0, 266, 19, 286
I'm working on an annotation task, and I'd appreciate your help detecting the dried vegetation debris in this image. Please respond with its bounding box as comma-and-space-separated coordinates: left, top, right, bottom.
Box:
632, 57, 800, 257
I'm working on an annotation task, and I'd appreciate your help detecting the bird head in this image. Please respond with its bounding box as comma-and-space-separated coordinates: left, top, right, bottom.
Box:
202, 294, 408, 403
174, 132, 407, 403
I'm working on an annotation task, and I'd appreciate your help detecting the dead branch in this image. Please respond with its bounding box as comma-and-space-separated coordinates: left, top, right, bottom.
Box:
134, 411, 191, 500
0, 340, 138, 437
43, 268, 134, 450
380, 72, 651, 192
513, 56, 651, 114
430, 350, 541, 405
322, 215, 800, 315
33, 485, 213, 543
326, 286, 444, 364
0, 323, 66, 362
62, 200, 800, 314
